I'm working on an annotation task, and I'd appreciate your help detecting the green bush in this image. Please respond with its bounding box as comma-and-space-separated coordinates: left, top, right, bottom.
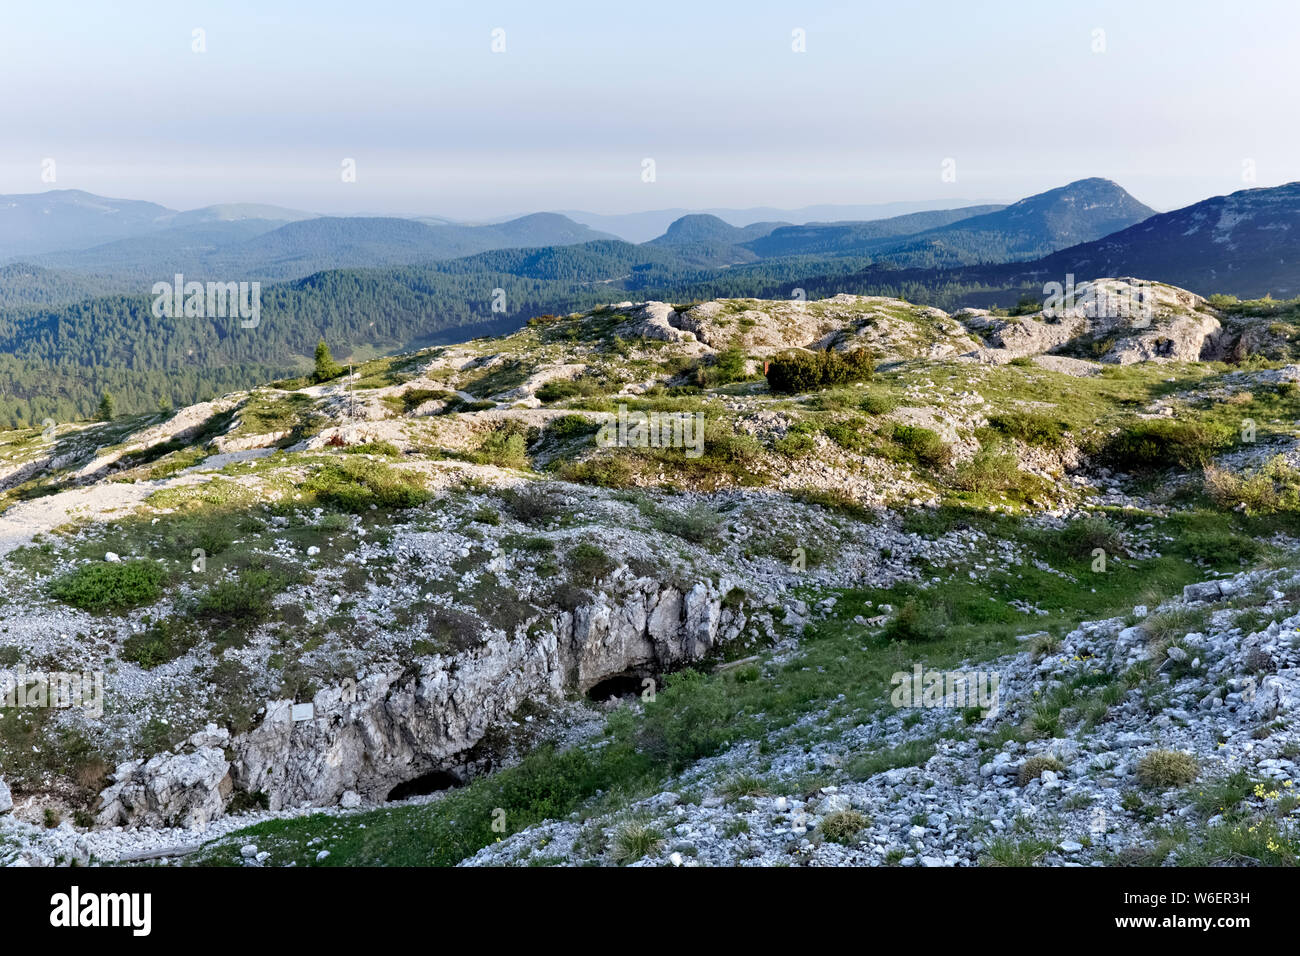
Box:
1136, 749, 1198, 788
1057, 514, 1127, 557
536, 379, 606, 403
949, 443, 1025, 493
772, 423, 816, 456
195, 565, 291, 628
987, 411, 1068, 448
889, 424, 952, 469
567, 541, 616, 583
544, 414, 600, 443
1205, 457, 1300, 515
822, 419, 871, 452
342, 440, 401, 457
791, 487, 875, 521
765, 348, 875, 393
650, 504, 724, 545
637, 669, 735, 770
394, 387, 456, 412
698, 347, 749, 387
557, 454, 635, 488
820, 809, 869, 844
500, 484, 565, 524
881, 600, 946, 642
121, 619, 197, 668
859, 390, 898, 415
1104, 420, 1233, 470
468, 422, 532, 468
305, 458, 431, 512
48, 561, 166, 613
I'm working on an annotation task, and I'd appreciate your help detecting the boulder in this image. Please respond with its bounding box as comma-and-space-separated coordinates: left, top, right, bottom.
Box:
95, 747, 232, 829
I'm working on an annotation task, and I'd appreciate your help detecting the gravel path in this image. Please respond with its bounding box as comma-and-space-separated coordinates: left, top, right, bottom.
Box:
0, 483, 158, 555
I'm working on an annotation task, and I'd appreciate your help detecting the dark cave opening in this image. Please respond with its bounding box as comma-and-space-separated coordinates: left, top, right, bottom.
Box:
386, 769, 462, 802
586, 672, 650, 703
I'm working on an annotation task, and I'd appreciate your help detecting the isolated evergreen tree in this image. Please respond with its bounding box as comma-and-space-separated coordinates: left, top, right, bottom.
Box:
313, 339, 343, 383
96, 392, 116, 421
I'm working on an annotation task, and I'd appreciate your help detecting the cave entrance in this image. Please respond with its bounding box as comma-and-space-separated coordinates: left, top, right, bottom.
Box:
586, 672, 650, 703
386, 769, 462, 802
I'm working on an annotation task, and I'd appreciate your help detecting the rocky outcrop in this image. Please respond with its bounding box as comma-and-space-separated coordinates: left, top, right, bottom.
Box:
96, 729, 233, 829
958, 279, 1223, 366
98, 578, 746, 822
618, 303, 699, 345
959, 311, 1087, 360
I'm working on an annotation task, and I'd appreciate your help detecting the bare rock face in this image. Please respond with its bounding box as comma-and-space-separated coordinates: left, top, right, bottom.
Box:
98, 578, 744, 821
618, 302, 699, 345
958, 279, 1221, 365
95, 747, 233, 829
1102, 309, 1221, 364
0, 776, 12, 815
233, 630, 562, 809
960, 312, 1088, 360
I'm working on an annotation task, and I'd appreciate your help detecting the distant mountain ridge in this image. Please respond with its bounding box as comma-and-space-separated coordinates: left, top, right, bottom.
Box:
815, 178, 1155, 269
559, 199, 1002, 242
741, 205, 1007, 257
806, 181, 1300, 303
1025, 181, 1300, 297
13, 210, 621, 286
648, 214, 789, 246
7, 178, 1300, 426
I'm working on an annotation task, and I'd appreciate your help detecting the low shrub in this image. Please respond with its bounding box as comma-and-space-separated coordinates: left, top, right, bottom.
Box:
949, 442, 1025, 493
536, 379, 607, 403
556, 454, 636, 488
544, 414, 600, 443
468, 422, 533, 468
1205, 456, 1300, 514
1017, 755, 1065, 787
765, 347, 875, 393
650, 504, 724, 545
567, 541, 616, 583
889, 424, 952, 469
820, 809, 869, 844
1104, 420, 1234, 471
305, 458, 431, 512
500, 484, 566, 525
822, 418, 871, 452
1136, 749, 1198, 788
195, 565, 293, 629
610, 822, 664, 865
697, 347, 750, 387
637, 669, 735, 770
1057, 514, 1127, 558
342, 440, 401, 457
121, 619, 197, 668
48, 561, 166, 613
987, 411, 1068, 448
881, 600, 946, 642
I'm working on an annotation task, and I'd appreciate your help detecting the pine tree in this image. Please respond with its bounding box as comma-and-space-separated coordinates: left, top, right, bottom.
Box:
97, 392, 116, 422
313, 339, 343, 383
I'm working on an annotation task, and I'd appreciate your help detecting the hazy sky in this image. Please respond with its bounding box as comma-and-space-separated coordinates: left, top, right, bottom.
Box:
2, 0, 1297, 218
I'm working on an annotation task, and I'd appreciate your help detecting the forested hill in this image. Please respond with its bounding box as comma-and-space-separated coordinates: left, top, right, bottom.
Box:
3, 180, 1297, 429
0, 266, 622, 428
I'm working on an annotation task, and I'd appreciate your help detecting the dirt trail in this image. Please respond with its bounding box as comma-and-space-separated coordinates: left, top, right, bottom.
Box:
0, 482, 158, 555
